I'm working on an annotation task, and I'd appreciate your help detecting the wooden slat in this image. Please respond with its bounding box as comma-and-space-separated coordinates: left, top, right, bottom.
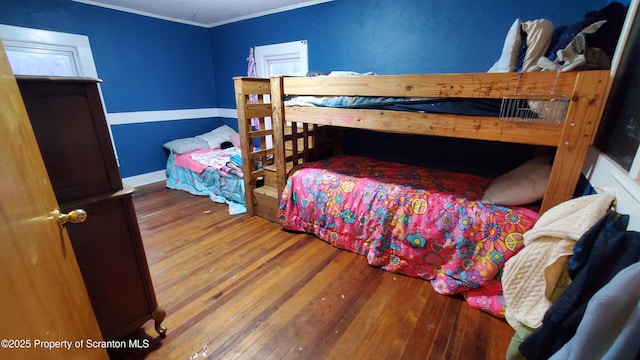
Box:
302, 123, 310, 163
234, 76, 271, 95
284, 136, 313, 150
280, 71, 606, 98
250, 129, 273, 138
254, 185, 278, 198
249, 168, 264, 181
286, 106, 563, 146
250, 148, 274, 159
290, 122, 299, 166
284, 124, 312, 135
245, 103, 272, 118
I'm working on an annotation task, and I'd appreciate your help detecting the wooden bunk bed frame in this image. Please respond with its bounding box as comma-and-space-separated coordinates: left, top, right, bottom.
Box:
234, 70, 610, 221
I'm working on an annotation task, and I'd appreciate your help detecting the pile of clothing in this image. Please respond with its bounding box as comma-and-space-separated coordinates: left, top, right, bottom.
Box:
226, 153, 243, 178
502, 193, 640, 360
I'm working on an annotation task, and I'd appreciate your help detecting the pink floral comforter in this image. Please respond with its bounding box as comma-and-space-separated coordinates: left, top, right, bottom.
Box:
277, 155, 539, 317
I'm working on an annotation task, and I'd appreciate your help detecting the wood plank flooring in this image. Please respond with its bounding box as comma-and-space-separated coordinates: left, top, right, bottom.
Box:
111, 181, 515, 360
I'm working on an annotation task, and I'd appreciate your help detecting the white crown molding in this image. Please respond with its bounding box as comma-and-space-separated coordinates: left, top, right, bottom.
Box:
72, 0, 334, 28
208, 0, 334, 27
72, 0, 210, 28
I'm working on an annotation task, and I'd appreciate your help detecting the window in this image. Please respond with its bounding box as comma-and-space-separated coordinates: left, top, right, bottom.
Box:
5, 45, 78, 76
0, 24, 98, 78
0, 25, 118, 163
594, 6, 640, 179
585, 3, 640, 231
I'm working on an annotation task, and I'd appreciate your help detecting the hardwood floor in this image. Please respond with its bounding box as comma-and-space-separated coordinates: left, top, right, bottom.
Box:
111, 181, 515, 360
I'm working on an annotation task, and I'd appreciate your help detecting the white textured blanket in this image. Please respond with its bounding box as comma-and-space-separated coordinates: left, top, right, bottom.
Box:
502, 192, 614, 330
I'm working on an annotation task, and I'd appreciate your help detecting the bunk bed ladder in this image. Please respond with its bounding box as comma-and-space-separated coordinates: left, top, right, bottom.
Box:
234, 76, 340, 221
233, 77, 278, 221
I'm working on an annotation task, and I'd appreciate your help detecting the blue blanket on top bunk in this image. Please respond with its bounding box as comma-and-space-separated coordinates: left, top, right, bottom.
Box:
286, 95, 534, 117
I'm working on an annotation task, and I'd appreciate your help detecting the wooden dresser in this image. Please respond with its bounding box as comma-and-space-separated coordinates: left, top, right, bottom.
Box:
16, 76, 166, 341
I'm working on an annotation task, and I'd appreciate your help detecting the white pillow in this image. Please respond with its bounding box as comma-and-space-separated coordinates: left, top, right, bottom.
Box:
163, 137, 209, 154
488, 19, 523, 73
482, 157, 552, 206
196, 125, 238, 149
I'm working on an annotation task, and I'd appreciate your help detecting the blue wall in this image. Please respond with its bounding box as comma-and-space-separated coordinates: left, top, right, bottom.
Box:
0, 0, 221, 177
210, 0, 610, 108
1, 0, 617, 178
0, 0, 217, 111
210, 0, 614, 175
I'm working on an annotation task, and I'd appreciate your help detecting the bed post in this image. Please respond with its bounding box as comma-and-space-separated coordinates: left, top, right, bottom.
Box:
270, 76, 287, 202
540, 70, 610, 213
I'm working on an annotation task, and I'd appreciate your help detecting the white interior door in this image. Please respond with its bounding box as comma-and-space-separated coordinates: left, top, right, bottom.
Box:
254, 40, 309, 149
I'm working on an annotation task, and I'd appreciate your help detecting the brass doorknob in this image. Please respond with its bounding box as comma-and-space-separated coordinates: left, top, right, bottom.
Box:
57, 209, 88, 228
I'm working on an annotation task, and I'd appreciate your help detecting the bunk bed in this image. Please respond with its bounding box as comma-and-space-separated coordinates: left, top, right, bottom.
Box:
233, 4, 623, 315
234, 69, 609, 315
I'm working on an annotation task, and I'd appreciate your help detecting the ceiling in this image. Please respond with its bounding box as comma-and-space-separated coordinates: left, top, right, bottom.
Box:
72, 0, 333, 28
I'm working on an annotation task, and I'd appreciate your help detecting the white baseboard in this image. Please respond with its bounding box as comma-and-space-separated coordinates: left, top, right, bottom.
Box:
122, 170, 166, 187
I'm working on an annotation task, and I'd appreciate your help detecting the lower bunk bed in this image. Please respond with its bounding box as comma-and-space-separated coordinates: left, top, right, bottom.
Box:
278, 154, 540, 316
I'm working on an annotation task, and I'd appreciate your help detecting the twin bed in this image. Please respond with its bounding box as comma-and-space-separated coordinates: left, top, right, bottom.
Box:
164, 125, 247, 215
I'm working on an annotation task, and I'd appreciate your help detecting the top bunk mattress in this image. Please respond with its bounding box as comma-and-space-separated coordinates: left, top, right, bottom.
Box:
286, 95, 540, 118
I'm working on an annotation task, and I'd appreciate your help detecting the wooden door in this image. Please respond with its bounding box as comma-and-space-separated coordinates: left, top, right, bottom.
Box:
0, 43, 108, 359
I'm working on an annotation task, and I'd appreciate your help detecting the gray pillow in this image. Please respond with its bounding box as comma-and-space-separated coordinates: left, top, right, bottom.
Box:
163, 137, 209, 154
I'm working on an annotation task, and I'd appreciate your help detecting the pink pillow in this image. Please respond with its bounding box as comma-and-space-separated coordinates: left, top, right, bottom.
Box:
230, 132, 241, 148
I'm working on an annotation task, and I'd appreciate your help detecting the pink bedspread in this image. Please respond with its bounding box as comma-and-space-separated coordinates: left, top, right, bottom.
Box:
277, 155, 539, 317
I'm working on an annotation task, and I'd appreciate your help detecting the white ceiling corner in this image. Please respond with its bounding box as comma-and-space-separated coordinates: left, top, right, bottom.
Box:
71, 0, 333, 28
